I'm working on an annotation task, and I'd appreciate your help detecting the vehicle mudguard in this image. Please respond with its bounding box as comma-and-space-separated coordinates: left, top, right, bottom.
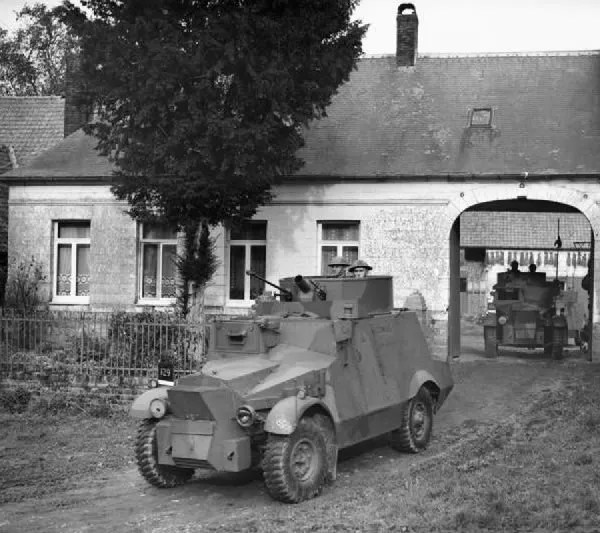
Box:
408, 370, 439, 399
265, 396, 331, 435
129, 386, 170, 419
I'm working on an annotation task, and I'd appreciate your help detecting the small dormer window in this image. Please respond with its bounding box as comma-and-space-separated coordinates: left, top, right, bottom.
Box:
470, 107, 493, 127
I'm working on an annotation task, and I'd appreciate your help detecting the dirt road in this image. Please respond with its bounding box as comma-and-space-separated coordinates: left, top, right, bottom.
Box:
0, 354, 588, 533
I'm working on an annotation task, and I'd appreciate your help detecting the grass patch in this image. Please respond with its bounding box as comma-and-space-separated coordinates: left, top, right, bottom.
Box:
1, 364, 600, 532
0, 412, 136, 504
196, 365, 600, 532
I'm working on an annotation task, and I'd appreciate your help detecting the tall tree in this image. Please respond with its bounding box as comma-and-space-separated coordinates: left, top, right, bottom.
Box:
0, 3, 73, 95
62, 0, 366, 306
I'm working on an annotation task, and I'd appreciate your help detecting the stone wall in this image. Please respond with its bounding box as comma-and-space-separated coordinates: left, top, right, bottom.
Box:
0, 371, 150, 412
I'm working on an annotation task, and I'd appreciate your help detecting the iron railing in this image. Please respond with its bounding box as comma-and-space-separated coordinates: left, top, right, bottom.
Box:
0, 309, 209, 379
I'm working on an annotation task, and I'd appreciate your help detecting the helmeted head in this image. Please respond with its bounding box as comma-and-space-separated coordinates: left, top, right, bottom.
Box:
348, 259, 372, 278
328, 255, 350, 277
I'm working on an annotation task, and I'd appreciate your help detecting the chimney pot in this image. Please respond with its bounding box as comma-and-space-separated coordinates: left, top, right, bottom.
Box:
396, 3, 418, 67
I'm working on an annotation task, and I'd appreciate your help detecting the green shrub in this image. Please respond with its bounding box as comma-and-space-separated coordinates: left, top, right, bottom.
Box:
107, 311, 204, 370
0, 385, 32, 413
4, 256, 47, 311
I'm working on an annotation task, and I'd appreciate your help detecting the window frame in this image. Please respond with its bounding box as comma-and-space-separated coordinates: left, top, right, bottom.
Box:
138, 222, 178, 305
227, 221, 267, 304
469, 107, 494, 128
317, 221, 360, 275
52, 220, 91, 305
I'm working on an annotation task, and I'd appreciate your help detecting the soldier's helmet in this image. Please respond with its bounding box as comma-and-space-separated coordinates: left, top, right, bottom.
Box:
348, 259, 372, 273
328, 255, 351, 268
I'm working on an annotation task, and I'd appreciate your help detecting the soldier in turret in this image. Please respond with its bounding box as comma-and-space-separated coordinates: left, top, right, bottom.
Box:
328, 256, 350, 277
349, 259, 373, 278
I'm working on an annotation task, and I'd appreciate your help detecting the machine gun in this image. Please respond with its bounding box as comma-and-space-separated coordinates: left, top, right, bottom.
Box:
294, 275, 327, 301
246, 270, 293, 301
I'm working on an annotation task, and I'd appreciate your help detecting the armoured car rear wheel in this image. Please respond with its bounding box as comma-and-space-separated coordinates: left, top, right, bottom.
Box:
262, 416, 328, 503
389, 387, 433, 453
484, 326, 498, 357
135, 419, 193, 488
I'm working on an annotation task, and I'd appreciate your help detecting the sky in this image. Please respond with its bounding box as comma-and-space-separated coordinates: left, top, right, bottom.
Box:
0, 0, 599, 55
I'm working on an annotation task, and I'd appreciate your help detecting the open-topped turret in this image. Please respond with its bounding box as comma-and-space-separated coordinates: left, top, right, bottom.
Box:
247, 270, 394, 319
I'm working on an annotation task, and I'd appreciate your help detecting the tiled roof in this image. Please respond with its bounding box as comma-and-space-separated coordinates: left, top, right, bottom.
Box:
0, 146, 11, 174
297, 52, 600, 177
2, 129, 115, 178
460, 211, 591, 249
5, 52, 600, 180
0, 96, 64, 172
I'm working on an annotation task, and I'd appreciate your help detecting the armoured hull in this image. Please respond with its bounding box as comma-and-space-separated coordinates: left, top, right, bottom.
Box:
130, 273, 453, 502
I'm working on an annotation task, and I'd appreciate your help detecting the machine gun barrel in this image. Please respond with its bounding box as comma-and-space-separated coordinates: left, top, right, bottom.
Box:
246, 270, 293, 299
294, 275, 312, 293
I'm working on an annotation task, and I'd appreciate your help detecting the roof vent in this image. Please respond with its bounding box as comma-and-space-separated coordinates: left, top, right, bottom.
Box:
396, 3, 418, 67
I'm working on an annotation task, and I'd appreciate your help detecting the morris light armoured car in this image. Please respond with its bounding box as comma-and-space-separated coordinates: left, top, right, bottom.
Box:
130, 270, 453, 503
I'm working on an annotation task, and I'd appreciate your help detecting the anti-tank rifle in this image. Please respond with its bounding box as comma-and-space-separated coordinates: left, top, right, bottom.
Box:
245, 270, 292, 301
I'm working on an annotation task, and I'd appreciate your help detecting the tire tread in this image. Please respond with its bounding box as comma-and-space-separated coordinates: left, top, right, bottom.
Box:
262, 417, 327, 503
135, 419, 193, 488
389, 387, 433, 454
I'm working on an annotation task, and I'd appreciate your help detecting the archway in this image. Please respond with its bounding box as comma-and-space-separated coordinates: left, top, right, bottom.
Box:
449, 198, 594, 361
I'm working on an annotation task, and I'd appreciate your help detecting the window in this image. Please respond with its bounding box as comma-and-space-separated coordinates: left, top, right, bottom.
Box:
139, 223, 178, 301
53, 221, 91, 303
229, 222, 266, 301
470, 107, 493, 127
318, 222, 359, 275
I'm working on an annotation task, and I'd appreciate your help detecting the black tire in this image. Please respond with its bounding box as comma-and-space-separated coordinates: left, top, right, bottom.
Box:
389, 387, 434, 453
312, 413, 338, 483
551, 326, 567, 360
262, 416, 328, 503
135, 419, 194, 488
484, 326, 497, 357
543, 326, 554, 356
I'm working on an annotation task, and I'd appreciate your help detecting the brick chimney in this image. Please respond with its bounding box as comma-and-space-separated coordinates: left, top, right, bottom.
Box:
396, 3, 418, 67
64, 53, 92, 137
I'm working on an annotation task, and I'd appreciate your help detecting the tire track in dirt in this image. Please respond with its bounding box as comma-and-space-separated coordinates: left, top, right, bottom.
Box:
0, 357, 589, 533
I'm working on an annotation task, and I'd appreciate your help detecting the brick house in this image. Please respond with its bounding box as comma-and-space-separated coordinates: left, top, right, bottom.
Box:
3, 4, 600, 360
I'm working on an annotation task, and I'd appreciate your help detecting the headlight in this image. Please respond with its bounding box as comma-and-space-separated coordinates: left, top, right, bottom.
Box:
236, 405, 256, 428
498, 315, 508, 325
150, 398, 167, 419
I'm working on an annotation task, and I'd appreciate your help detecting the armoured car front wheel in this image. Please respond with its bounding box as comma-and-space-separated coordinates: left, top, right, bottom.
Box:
135, 419, 194, 488
262, 416, 328, 503
389, 386, 434, 453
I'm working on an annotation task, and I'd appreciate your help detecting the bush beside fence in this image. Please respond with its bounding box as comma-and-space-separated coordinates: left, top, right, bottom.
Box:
0, 309, 209, 384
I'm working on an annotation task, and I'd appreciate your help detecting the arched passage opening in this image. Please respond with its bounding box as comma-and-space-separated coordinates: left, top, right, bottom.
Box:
449, 198, 594, 361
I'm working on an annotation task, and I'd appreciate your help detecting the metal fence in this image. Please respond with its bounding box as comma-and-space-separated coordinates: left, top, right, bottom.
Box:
0, 309, 209, 379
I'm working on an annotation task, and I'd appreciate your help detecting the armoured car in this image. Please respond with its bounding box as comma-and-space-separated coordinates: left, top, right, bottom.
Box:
483, 269, 570, 358
130, 271, 453, 503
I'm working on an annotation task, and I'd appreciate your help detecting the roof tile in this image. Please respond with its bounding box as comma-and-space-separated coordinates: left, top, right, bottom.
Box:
460, 211, 591, 249
298, 53, 600, 176
0, 96, 64, 171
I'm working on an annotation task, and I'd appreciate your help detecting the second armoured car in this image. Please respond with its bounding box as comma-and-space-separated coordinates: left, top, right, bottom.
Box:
130, 270, 453, 503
